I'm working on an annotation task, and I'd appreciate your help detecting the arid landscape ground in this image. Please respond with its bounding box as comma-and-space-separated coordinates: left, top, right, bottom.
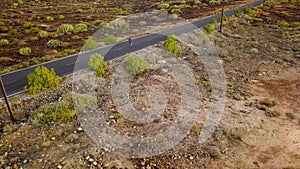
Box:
0, 0, 299, 169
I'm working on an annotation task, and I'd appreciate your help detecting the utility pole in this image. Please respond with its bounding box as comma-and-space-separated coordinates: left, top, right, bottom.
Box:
219, 6, 224, 33
0, 78, 15, 122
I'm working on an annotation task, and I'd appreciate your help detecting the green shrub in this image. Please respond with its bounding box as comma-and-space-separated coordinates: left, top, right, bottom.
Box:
7, 28, 19, 35
0, 39, 9, 47
30, 37, 39, 41
125, 55, 149, 76
90, 7, 101, 13
0, 21, 5, 26
38, 30, 48, 38
71, 35, 81, 40
104, 18, 129, 30
83, 36, 98, 51
47, 39, 62, 48
0, 26, 9, 32
57, 24, 74, 35
96, 60, 108, 77
18, 0, 24, 5
171, 8, 182, 14
59, 49, 77, 57
209, 0, 221, 5
39, 93, 94, 122
27, 66, 62, 95
204, 23, 214, 33
243, 7, 252, 15
19, 47, 32, 56
278, 0, 289, 3
62, 92, 98, 110
194, 0, 201, 5
76, 8, 84, 13
23, 22, 34, 28
290, 0, 300, 5
158, 2, 170, 9
111, 8, 129, 15
74, 23, 88, 33
93, 20, 105, 28
279, 11, 289, 16
25, 27, 41, 34
58, 15, 65, 20
88, 54, 108, 77
278, 21, 289, 27
46, 16, 54, 22
212, 18, 217, 25
252, 17, 263, 22
290, 22, 300, 28
103, 35, 118, 45
164, 35, 182, 57
234, 8, 240, 17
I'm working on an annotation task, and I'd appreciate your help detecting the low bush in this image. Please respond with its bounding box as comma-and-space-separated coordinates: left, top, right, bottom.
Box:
59, 49, 77, 57
38, 30, 48, 38
243, 7, 252, 15
0, 39, 9, 47
58, 15, 65, 20
57, 24, 74, 35
234, 8, 240, 17
71, 35, 81, 40
27, 66, 62, 95
171, 8, 182, 14
23, 21, 34, 28
111, 8, 130, 15
47, 39, 63, 48
104, 18, 129, 30
46, 16, 54, 22
30, 37, 39, 41
277, 21, 289, 27
29, 101, 75, 127
76, 8, 84, 13
194, 0, 201, 5
204, 23, 215, 33
103, 35, 118, 45
125, 55, 149, 76
88, 53, 108, 77
290, 22, 300, 28
93, 20, 105, 28
19, 47, 32, 56
83, 36, 98, 51
158, 2, 170, 9
209, 0, 221, 5
74, 23, 88, 33
0, 26, 8, 33
164, 35, 182, 56
7, 28, 19, 35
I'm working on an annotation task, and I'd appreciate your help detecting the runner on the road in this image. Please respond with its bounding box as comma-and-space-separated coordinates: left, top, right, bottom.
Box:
128, 35, 133, 46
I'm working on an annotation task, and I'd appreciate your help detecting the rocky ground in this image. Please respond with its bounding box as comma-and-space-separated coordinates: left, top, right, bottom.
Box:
0, 0, 299, 169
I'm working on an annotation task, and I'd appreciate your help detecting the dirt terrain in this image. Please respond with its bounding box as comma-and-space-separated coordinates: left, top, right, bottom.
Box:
0, 0, 299, 169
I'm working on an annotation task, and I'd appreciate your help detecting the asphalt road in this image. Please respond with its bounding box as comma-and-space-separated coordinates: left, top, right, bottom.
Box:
0, 0, 264, 98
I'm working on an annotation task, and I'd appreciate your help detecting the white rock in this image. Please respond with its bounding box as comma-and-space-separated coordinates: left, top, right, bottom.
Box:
77, 127, 83, 132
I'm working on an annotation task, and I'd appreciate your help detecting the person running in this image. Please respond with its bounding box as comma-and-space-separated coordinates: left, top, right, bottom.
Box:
128, 35, 133, 46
